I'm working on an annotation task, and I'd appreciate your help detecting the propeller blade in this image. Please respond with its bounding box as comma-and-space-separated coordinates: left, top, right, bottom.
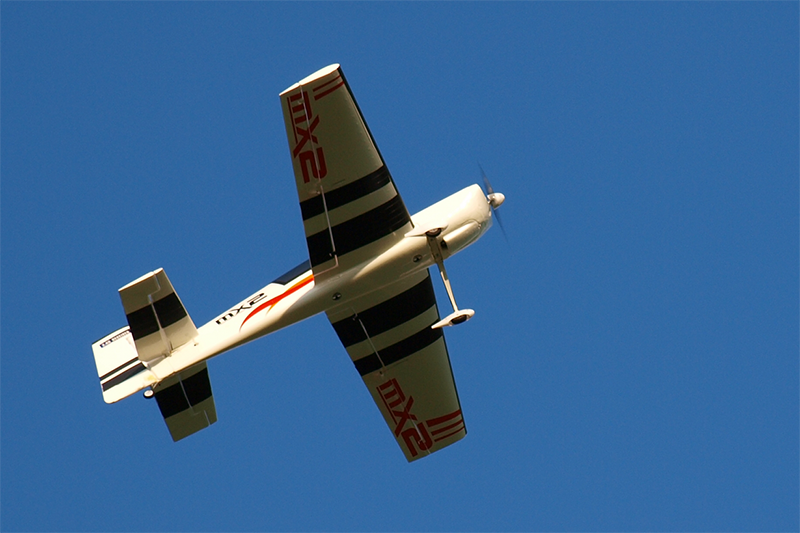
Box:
478, 163, 494, 195
493, 206, 508, 242
477, 162, 507, 242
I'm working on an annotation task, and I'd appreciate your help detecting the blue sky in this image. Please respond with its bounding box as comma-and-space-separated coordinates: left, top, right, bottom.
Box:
2, 2, 797, 531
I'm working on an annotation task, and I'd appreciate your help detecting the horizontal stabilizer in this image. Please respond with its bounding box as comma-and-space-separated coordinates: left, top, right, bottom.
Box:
153, 362, 217, 441
119, 268, 197, 362
92, 327, 158, 403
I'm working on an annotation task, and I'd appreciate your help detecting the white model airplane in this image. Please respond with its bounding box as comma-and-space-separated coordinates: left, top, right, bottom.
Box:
92, 64, 505, 462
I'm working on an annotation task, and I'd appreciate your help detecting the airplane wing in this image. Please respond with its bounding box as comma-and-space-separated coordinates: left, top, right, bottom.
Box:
280, 64, 413, 280
326, 269, 466, 461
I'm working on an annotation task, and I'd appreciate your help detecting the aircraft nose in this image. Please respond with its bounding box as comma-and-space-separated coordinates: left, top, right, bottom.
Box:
488, 192, 505, 209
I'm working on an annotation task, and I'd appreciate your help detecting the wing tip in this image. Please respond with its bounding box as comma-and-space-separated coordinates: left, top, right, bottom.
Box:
280, 63, 341, 95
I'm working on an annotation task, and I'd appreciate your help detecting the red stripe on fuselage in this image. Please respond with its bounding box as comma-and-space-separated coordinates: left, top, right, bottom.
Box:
239, 274, 314, 331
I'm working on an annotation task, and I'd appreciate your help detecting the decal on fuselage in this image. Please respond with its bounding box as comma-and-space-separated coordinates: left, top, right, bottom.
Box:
238, 274, 314, 331
215, 292, 269, 325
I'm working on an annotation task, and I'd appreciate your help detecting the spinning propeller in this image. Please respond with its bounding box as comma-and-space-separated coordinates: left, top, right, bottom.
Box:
479, 163, 507, 241
424, 165, 507, 329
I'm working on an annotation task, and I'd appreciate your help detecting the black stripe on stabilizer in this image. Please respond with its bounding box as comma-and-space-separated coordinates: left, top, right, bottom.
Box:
153, 293, 187, 328
155, 367, 213, 419
126, 293, 187, 341
126, 305, 158, 341
300, 165, 392, 220
332, 275, 436, 347
353, 325, 443, 376
306, 194, 411, 268
99, 356, 139, 382
182, 367, 213, 406
101, 362, 146, 391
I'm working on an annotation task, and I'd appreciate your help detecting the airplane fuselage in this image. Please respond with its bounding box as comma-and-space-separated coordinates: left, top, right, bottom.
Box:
147, 184, 493, 381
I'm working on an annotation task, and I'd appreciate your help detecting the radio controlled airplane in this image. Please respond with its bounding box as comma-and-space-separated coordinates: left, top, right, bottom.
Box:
92, 64, 505, 462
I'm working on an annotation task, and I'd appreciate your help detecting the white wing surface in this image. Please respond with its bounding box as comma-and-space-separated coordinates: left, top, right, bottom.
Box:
280, 64, 413, 280
326, 270, 466, 462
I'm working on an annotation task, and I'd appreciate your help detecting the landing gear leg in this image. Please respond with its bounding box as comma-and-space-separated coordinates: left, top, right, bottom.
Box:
425, 229, 475, 329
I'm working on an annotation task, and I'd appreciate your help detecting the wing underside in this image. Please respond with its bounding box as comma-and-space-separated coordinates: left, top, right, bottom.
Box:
326, 270, 466, 461
280, 64, 413, 280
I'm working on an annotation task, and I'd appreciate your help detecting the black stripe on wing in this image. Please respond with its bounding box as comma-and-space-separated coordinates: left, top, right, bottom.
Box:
330, 274, 443, 376
353, 326, 443, 376
300, 165, 393, 221
305, 194, 411, 268
331, 275, 436, 347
